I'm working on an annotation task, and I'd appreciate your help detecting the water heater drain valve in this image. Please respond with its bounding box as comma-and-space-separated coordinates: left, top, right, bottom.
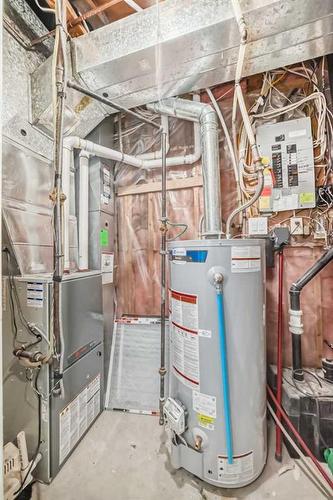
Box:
163, 397, 186, 435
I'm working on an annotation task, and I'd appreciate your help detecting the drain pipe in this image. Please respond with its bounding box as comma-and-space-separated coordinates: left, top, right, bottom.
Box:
147, 98, 222, 237
289, 247, 333, 381
78, 151, 90, 271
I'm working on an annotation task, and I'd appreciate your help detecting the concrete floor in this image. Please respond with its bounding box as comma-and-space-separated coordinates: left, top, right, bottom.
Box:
33, 411, 330, 500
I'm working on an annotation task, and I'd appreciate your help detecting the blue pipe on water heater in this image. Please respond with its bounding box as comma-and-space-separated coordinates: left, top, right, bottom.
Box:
216, 290, 233, 464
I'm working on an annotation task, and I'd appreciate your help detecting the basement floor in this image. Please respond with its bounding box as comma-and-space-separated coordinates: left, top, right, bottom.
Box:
33, 411, 329, 500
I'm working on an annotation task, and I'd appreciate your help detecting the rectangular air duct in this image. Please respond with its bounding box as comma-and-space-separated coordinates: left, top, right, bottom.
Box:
30, 0, 333, 138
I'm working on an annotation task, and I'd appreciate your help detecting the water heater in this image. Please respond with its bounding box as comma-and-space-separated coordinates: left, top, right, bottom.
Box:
165, 239, 266, 488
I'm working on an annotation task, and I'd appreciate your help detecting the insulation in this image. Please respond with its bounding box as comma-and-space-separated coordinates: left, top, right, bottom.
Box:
114, 68, 333, 368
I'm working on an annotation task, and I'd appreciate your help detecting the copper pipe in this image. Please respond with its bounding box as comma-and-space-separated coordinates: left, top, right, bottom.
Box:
29, 0, 122, 45
67, 0, 122, 28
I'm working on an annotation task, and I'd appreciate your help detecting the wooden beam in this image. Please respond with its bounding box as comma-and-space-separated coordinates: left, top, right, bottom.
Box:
45, 0, 87, 36
116, 176, 203, 197
67, 0, 123, 29
82, 0, 110, 26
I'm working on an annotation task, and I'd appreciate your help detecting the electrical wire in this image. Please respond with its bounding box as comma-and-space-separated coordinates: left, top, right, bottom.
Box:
166, 221, 188, 241
4, 249, 42, 349
14, 367, 42, 495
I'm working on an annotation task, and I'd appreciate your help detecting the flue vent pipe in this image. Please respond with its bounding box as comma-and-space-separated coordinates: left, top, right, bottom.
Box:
147, 98, 222, 237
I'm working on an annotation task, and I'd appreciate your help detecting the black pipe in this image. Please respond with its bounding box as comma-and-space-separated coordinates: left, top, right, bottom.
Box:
67, 81, 161, 131
289, 247, 333, 380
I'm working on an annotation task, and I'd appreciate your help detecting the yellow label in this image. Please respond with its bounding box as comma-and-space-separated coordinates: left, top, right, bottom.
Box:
259, 197, 270, 210
300, 192, 315, 204
198, 413, 215, 426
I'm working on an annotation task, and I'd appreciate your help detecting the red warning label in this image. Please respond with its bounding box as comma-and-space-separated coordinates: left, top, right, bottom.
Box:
170, 290, 198, 331
170, 290, 200, 388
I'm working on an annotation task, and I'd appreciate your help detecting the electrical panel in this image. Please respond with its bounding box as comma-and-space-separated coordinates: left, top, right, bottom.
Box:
257, 117, 315, 212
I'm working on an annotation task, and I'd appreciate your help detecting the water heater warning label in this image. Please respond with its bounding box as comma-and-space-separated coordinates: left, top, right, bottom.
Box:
59, 374, 100, 465
172, 324, 200, 388
170, 290, 198, 330
231, 246, 261, 273
216, 451, 254, 485
170, 290, 200, 388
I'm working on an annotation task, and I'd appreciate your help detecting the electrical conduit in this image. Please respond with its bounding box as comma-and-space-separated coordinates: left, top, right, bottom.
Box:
214, 273, 233, 464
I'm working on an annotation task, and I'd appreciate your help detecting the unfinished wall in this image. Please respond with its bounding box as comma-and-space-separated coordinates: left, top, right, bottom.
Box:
114, 65, 333, 368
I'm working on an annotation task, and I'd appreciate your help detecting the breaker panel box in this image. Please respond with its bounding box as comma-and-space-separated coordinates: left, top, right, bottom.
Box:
257, 117, 315, 212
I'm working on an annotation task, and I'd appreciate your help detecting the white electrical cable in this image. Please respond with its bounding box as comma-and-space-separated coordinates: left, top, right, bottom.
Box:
267, 402, 332, 497
206, 88, 239, 182
34, 0, 55, 14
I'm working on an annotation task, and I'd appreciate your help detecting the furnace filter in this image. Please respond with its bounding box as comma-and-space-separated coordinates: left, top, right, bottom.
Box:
167, 239, 266, 488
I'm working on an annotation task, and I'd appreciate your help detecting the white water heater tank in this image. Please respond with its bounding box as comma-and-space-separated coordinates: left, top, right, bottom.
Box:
167, 239, 266, 488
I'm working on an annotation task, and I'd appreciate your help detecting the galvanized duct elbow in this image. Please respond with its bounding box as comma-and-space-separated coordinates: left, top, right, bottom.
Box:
147, 98, 222, 237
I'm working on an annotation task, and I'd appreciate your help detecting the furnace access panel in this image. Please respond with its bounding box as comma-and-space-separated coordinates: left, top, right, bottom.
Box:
256, 117, 315, 212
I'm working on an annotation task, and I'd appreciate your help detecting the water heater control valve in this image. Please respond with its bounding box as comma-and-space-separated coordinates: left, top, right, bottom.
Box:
163, 397, 186, 435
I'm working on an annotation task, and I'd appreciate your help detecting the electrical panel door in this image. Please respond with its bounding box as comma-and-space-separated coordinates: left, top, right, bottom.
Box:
256, 117, 315, 212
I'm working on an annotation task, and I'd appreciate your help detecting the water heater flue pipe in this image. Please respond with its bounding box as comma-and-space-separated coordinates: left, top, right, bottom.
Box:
147, 98, 222, 237
289, 247, 333, 381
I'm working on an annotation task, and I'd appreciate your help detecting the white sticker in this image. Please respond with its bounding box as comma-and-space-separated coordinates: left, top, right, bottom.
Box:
216, 452, 254, 484
171, 290, 198, 330
248, 217, 268, 236
193, 390, 216, 418
198, 329, 211, 338
172, 248, 186, 257
231, 247, 261, 273
59, 375, 101, 465
289, 129, 306, 138
27, 282, 44, 308
172, 323, 200, 389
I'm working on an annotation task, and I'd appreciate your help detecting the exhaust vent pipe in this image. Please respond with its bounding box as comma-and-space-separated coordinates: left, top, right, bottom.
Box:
147, 98, 222, 237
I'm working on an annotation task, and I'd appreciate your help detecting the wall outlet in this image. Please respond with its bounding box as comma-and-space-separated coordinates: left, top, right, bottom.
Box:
290, 217, 303, 235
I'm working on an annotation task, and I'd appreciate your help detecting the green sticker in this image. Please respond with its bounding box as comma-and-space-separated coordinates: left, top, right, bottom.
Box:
300, 192, 315, 205
100, 228, 109, 247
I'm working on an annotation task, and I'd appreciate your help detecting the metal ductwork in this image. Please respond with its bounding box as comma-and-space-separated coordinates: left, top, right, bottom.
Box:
28, 0, 333, 143
147, 98, 222, 237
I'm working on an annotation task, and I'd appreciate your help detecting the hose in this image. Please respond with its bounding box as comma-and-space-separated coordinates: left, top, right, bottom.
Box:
216, 289, 233, 464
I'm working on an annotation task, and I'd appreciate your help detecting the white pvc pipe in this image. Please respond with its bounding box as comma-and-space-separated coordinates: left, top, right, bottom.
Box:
62, 117, 203, 271
78, 152, 89, 271
62, 144, 72, 271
